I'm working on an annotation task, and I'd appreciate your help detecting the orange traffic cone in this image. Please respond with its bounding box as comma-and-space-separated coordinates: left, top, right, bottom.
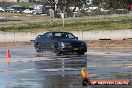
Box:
81, 67, 89, 78
6, 49, 11, 59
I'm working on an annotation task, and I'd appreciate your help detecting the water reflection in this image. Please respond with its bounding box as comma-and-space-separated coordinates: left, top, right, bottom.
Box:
35, 55, 87, 76
33, 55, 87, 88
0, 47, 132, 88
0, 55, 88, 88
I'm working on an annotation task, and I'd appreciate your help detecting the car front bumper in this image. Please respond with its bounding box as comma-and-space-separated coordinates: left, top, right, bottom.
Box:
59, 45, 87, 53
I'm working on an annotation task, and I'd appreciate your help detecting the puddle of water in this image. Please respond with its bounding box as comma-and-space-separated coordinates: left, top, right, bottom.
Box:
0, 46, 132, 88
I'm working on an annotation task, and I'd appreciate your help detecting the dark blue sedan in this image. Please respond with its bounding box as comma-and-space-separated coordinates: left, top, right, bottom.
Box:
34, 32, 87, 55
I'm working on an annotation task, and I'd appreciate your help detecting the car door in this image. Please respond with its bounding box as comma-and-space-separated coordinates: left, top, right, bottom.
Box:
37, 32, 51, 50
43, 32, 53, 50
47, 32, 53, 50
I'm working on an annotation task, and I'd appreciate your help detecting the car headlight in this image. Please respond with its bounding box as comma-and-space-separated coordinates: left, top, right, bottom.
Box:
81, 42, 86, 46
61, 42, 71, 46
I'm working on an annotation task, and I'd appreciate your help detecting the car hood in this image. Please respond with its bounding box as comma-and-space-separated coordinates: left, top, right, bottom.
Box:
59, 39, 85, 44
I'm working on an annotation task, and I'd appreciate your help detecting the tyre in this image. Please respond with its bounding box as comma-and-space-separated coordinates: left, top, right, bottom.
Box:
36, 48, 41, 53
52, 43, 61, 55
35, 42, 42, 53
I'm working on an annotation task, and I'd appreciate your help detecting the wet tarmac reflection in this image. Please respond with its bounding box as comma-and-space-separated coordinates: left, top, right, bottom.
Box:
0, 46, 132, 88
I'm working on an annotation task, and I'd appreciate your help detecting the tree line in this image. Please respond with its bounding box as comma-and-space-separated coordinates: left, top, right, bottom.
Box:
0, 0, 131, 17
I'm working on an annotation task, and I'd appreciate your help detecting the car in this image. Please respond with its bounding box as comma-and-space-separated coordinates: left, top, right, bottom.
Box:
34, 32, 87, 55
128, 4, 132, 10
22, 9, 34, 14
6, 7, 15, 13
33, 9, 43, 15
115, 9, 129, 14
0, 7, 4, 12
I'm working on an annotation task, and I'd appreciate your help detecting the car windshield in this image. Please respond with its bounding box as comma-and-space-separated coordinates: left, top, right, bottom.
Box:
54, 32, 76, 39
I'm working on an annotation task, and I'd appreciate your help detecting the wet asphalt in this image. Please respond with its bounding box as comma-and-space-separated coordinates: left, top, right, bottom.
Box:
0, 44, 132, 88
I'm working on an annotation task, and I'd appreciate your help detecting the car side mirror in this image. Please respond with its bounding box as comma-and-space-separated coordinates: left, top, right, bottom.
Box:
38, 35, 42, 37
75, 37, 78, 40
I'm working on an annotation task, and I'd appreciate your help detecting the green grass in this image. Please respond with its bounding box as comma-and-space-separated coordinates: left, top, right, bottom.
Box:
0, 16, 132, 32
13, 2, 35, 7
0, 12, 37, 17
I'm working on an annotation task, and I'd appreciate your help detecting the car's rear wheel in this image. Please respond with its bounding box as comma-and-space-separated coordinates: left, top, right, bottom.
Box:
52, 43, 61, 55
35, 42, 42, 53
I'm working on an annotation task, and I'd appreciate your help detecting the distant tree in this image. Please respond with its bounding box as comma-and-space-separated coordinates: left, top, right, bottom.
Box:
0, 2, 13, 7
38, 0, 87, 17
100, 0, 129, 10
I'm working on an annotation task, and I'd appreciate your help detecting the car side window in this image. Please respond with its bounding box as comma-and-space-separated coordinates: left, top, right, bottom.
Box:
67, 33, 75, 39
43, 33, 48, 38
54, 33, 62, 38
45, 33, 52, 39
61, 33, 67, 38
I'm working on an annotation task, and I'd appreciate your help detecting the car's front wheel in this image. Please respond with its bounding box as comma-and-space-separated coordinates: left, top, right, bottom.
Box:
36, 48, 41, 53
52, 43, 61, 55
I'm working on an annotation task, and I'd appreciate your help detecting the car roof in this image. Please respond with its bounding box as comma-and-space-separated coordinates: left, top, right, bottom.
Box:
46, 31, 70, 34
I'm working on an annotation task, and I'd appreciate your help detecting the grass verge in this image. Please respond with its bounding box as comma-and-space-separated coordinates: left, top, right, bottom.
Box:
0, 16, 132, 32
